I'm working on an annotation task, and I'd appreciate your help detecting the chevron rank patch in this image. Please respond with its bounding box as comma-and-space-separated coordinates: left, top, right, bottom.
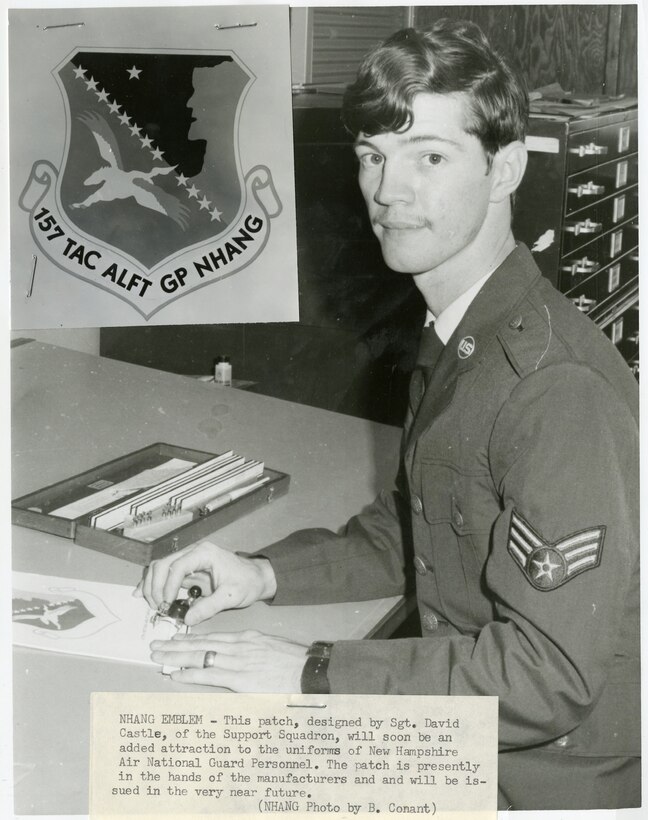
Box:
508, 510, 605, 591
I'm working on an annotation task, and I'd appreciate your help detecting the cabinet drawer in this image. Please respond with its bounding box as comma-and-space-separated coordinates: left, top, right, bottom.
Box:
604, 305, 639, 355
565, 154, 638, 215
568, 280, 599, 316
560, 218, 638, 277
561, 249, 638, 299
562, 188, 638, 255
567, 118, 638, 174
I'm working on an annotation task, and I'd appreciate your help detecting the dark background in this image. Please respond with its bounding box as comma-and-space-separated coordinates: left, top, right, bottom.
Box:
101, 5, 638, 426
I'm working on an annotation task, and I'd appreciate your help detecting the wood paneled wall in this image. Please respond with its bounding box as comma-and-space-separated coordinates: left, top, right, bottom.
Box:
413, 4, 637, 96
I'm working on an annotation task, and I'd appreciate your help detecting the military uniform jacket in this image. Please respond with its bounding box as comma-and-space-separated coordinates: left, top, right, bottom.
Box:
258, 245, 640, 807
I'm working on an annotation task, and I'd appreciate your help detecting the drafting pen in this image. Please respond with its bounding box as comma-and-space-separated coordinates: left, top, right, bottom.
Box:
201, 477, 270, 513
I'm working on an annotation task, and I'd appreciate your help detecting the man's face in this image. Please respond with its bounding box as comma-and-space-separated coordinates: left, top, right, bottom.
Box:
354, 92, 496, 276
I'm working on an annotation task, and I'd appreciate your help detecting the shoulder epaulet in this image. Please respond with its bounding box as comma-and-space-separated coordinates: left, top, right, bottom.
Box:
497, 295, 569, 378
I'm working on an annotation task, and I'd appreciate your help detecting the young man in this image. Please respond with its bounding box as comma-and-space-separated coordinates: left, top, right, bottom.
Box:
139, 21, 640, 810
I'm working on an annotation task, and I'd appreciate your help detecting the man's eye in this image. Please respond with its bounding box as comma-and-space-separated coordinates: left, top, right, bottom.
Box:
359, 153, 383, 168
424, 153, 443, 165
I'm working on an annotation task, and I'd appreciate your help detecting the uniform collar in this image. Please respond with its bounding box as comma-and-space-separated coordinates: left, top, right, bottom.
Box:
405, 244, 542, 454
443, 243, 542, 373
425, 267, 497, 345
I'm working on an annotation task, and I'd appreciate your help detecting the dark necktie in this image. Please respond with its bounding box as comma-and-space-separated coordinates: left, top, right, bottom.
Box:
416, 323, 444, 387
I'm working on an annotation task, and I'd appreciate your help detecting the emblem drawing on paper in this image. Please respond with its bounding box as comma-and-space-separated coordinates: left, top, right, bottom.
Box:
12, 571, 184, 665
13, 587, 119, 639
19, 50, 283, 318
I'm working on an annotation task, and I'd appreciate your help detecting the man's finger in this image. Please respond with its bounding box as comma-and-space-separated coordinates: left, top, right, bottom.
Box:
181, 587, 248, 625
160, 544, 217, 606
170, 667, 236, 689
152, 638, 235, 655
144, 559, 176, 608
170, 630, 259, 644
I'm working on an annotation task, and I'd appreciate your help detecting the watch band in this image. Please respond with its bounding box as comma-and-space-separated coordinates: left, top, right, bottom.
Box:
300, 641, 334, 693
308, 641, 334, 659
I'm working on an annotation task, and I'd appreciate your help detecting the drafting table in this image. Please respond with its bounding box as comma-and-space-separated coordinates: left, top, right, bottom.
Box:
11, 340, 404, 815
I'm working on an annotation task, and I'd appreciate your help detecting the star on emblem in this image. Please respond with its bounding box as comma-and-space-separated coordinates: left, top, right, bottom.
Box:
73, 65, 87, 79
532, 550, 561, 583
127, 65, 142, 80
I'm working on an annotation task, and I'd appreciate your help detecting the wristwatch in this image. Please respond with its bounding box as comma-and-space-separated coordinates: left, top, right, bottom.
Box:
300, 641, 334, 694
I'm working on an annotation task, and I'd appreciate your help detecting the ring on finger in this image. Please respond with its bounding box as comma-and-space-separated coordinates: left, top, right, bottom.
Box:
203, 650, 218, 668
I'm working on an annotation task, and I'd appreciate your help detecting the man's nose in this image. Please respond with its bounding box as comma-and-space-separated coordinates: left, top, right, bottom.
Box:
374, 161, 414, 205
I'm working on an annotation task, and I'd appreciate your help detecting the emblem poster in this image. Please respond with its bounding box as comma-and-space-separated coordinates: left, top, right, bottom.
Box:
9, 5, 298, 327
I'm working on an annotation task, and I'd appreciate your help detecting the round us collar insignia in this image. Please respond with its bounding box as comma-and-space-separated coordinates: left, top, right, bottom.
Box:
458, 336, 476, 359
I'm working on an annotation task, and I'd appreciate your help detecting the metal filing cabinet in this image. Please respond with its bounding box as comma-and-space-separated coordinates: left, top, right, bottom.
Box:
514, 107, 639, 376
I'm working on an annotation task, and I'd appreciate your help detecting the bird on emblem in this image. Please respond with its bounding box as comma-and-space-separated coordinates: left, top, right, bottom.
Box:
70, 111, 190, 229
13, 603, 78, 629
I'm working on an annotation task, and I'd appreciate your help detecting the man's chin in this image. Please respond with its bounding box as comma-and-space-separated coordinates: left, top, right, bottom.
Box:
379, 249, 436, 276
376, 235, 438, 275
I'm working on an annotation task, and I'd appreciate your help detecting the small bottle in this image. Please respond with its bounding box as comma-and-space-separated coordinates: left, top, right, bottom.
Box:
214, 355, 232, 387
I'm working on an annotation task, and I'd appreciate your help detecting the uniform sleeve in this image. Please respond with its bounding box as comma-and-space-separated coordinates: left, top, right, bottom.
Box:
254, 486, 413, 606
326, 363, 639, 750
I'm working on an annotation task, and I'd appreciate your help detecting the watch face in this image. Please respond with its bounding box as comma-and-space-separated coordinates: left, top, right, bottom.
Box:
309, 641, 334, 658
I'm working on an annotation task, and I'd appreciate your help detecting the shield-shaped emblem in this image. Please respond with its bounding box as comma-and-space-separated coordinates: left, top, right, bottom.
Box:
13, 593, 95, 632
13, 587, 121, 639
19, 48, 283, 318
58, 50, 251, 267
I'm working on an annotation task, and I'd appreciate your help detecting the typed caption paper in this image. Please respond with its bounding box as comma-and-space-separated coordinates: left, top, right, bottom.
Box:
90, 692, 497, 819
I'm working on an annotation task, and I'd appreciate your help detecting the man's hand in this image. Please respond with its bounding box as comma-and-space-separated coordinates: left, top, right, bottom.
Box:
134, 541, 277, 626
150, 630, 307, 692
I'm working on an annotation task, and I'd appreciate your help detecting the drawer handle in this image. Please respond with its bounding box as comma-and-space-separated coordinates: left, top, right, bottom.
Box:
569, 142, 609, 158
564, 219, 603, 236
561, 257, 600, 275
568, 181, 605, 197
571, 295, 597, 314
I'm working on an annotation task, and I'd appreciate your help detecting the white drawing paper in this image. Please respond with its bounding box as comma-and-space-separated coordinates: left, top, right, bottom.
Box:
13, 571, 183, 666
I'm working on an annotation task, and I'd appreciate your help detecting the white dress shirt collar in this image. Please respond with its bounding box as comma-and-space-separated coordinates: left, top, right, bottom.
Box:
424, 267, 497, 345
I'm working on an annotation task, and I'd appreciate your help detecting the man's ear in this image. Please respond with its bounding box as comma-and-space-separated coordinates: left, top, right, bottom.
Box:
489, 140, 528, 203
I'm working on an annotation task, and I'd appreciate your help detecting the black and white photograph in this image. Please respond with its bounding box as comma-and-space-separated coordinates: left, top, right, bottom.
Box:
6, 2, 642, 818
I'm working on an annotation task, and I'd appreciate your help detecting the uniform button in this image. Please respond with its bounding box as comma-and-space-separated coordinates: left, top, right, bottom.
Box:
509, 315, 523, 330
553, 734, 570, 748
422, 612, 439, 632
453, 510, 464, 528
413, 556, 428, 576
411, 494, 423, 515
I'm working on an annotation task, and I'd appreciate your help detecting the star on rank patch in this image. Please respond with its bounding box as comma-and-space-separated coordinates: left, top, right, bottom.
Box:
507, 510, 605, 591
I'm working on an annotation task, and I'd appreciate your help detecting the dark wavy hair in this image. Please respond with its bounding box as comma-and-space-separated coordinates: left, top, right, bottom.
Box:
342, 19, 529, 168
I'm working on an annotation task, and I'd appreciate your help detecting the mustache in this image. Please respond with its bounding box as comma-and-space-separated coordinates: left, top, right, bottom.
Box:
373, 214, 431, 230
